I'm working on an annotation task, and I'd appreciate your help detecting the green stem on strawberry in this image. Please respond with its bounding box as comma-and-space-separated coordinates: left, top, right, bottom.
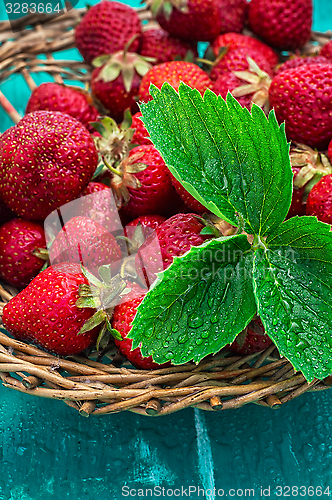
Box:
32, 247, 49, 261
102, 155, 123, 177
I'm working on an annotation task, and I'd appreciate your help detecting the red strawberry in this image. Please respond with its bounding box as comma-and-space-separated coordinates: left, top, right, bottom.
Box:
91, 51, 152, 123
218, 0, 248, 35
269, 64, 332, 150
211, 32, 279, 68
136, 212, 215, 286
289, 167, 306, 218
228, 318, 272, 355
131, 112, 152, 146
288, 144, 332, 218
275, 55, 331, 75
169, 174, 206, 213
210, 46, 273, 81
0, 197, 16, 225
2, 263, 100, 355
329, 138, 332, 163
306, 174, 332, 224
320, 40, 332, 61
112, 283, 170, 369
212, 57, 272, 113
64, 182, 123, 234
25, 83, 99, 133
123, 214, 166, 254
0, 111, 98, 221
75, 1, 142, 64
139, 28, 198, 65
153, 0, 225, 42
248, 0, 313, 51
213, 72, 254, 109
49, 216, 122, 275
138, 61, 212, 103
124, 214, 167, 239
117, 145, 181, 219
0, 219, 47, 289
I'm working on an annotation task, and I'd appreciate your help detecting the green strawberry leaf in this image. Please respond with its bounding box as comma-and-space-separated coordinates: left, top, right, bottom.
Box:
129, 235, 256, 365
139, 83, 292, 236
253, 216, 332, 382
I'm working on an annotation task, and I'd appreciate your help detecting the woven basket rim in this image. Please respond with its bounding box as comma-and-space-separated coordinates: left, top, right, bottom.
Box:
0, 10, 332, 416
1, 274, 331, 417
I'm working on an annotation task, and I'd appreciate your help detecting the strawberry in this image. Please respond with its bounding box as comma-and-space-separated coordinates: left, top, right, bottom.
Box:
329, 138, 332, 163
152, 0, 225, 42
248, 0, 313, 51
0, 197, 16, 225
111, 283, 170, 369
289, 167, 306, 218
210, 46, 273, 81
0, 111, 98, 221
169, 174, 206, 213
64, 182, 123, 234
288, 144, 332, 218
116, 145, 181, 219
0, 218, 47, 289
2, 263, 100, 355
218, 0, 248, 35
212, 58, 272, 113
136, 212, 215, 287
75, 1, 142, 64
25, 83, 99, 133
123, 214, 166, 254
320, 40, 332, 61
275, 55, 331, 75
306, 174, 332, 224
49, 216, 122, 275
138, 61, 212, 103
228, 318, 272, 355
213, 72, 256, 109
91, 51, 152, 123
139, 28, 198, 65
124, 214, 167, 240
131, 112, 152, 146
269, 64, 332, 150
210, 32, 279, 68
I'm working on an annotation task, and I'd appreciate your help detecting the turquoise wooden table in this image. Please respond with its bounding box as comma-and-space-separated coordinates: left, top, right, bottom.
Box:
1, 1, 332, 499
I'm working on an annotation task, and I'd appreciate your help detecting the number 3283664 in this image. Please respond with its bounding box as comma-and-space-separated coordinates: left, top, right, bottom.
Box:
5, 3, 62, 14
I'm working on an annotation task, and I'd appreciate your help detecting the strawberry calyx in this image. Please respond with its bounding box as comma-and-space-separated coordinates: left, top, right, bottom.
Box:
202, 214, 238, 237
76, 265, 134, 350
231, 57, 272, 112
117, 224, 146, 255
92, 45, 154, 93
92, 114, 136, 178
145, 0, 189, 20
102, 152, 147, 208
291, 143, 332, 201
32, 247, 50, 261
193, 214, 224, 237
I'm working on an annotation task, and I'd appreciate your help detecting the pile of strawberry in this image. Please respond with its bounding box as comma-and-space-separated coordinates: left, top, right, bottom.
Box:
1, 0, 332, 370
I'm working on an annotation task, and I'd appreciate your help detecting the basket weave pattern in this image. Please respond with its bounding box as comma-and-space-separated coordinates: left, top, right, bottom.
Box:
0, 10, 332, 416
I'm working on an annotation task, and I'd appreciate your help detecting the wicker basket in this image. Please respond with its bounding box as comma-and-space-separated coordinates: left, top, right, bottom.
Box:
0, 8, 332, 416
